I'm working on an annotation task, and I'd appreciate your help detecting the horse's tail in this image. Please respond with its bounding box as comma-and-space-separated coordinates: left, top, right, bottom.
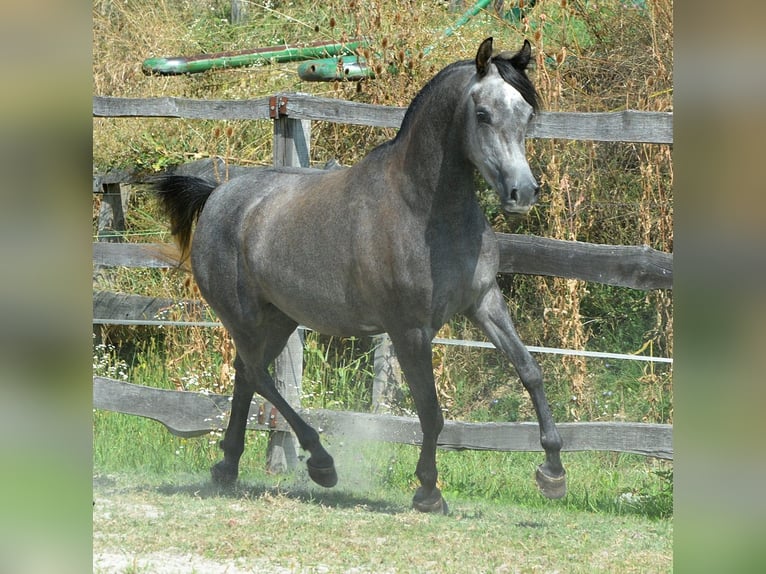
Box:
151, 174, 217, 262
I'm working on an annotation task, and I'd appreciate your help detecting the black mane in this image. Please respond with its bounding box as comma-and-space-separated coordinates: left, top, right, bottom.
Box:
494, 54, 539, 111
394, 53, 539, 142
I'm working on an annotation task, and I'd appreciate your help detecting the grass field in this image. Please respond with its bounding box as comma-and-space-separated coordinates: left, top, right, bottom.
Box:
94, 405, 672, 571
94, 410, 673, 515
93, 468, 672, 573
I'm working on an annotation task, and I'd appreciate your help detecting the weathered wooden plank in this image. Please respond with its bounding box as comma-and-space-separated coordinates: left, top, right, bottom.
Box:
94, 236, 673, 290
93, 291, 207, 321
497, 234, 673, 290
93, 291, 205, 322
93, 167, 143, 191
93, 95, 273, 121
93, 377, 673, 459
93, 377, 270, 438
528, 110, 673, 144
93, 95, 673, 143
93, 242, 179, 268
278, 93, 406, 129
302, 409, 672, 459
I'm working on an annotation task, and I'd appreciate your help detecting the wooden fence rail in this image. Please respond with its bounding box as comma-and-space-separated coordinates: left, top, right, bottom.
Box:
93, 236, 672, 290
93, 94, 674, 143
94, 377, 673, 460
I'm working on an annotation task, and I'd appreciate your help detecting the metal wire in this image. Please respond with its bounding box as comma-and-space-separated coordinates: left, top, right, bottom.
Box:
92, 318, 672, 364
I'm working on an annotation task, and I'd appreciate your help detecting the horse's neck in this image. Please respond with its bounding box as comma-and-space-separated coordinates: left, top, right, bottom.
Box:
391, 83, 475, 212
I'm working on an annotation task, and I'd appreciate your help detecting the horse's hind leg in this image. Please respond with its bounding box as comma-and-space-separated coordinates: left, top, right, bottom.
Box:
212, 315, 336, 488
389, 328, 448, 514
468, 286, 567, 499
211, 356, 258, 486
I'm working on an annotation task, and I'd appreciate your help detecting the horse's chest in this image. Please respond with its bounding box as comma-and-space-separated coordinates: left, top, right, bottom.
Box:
398, 233, 498, 318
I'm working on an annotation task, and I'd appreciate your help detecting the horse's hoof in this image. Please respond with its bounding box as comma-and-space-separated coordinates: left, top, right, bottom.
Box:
211, 461, 237, 487
307, 458, 338, 488
536, 466, 567, 499
412, 488, 449, 515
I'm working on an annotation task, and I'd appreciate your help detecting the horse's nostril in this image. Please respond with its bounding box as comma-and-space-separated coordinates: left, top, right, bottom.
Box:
510, 188, 518, 203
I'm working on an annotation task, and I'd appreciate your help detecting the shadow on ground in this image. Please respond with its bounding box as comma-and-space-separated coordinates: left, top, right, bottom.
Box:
94, 471, 411, 515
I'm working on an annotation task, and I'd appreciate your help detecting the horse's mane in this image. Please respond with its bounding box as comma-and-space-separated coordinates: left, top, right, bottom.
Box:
494, 55, 539, 111
394, 52, 539, 143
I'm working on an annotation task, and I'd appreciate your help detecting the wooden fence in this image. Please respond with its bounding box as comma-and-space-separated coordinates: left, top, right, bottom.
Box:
93, 92, 673, 464
94, 376, 672, 459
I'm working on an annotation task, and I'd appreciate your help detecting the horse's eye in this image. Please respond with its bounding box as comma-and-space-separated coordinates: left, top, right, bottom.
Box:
476, 108, 491, 125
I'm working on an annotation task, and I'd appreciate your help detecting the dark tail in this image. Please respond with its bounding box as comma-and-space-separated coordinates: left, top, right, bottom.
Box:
151, 174, 217, 262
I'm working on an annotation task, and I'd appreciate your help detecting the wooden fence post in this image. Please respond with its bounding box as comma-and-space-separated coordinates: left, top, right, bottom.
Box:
272, 96, 311, 168
267, 329, 303, 472
94, 181, 131, 345
372, 335, 403, 414
230, 0, 248, 24
97, 182, 130, 242
265, 97, 311, 473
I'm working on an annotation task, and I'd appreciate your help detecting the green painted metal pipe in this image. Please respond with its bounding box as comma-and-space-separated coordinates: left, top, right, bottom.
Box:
297, 0, 494, 82
437, 0, 494, 47
142, 39, 368, 75
297, 55, 374, 82
297, 0, 539, 82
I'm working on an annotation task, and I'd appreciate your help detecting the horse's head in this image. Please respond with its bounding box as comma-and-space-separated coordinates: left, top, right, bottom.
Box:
466, 38, 540, 215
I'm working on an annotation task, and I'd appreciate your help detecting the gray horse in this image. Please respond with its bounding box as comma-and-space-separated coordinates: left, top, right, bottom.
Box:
153, 38, 566, 513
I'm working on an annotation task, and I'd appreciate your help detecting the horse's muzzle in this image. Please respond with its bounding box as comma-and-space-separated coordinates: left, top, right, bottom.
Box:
501, 202, 534, 215
500, 183, 540, 215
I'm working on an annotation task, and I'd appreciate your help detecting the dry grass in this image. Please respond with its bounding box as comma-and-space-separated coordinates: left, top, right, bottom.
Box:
93, 471, 672, 573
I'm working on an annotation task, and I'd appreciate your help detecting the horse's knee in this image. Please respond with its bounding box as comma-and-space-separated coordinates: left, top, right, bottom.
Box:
432, 410, 445, 435
518, 362, 543, 393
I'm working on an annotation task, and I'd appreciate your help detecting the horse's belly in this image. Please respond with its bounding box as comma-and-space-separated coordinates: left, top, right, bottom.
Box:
277, 301, 385, 338
262, 278, 386, 338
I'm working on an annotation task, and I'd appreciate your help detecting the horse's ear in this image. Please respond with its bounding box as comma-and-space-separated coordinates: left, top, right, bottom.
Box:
475, 37, 493, 77
510, 39, 532, 72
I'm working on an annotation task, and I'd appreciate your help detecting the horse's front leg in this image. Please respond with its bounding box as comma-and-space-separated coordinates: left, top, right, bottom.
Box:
468, 285, 567, 499
390, 328, 449, 514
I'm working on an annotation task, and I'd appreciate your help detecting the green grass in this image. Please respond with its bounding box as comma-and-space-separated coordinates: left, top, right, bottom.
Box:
94, 325, 672, 521
94, 406, 672, 521
93, 468, 672, 573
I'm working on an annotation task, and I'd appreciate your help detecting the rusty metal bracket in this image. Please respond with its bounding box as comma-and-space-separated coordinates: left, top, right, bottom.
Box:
257, 402, 280, 429
257, 402, 266, 425
269, 95, 288, 119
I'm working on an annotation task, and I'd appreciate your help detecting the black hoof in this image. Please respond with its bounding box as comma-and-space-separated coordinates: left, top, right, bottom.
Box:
412, 487, 449, 514
211, 461, 238, 487
536, 466, 567, 499
307, 458, 338, 488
